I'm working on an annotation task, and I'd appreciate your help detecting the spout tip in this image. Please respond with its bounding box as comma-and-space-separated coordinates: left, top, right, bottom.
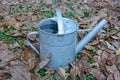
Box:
101, 19, 107, 23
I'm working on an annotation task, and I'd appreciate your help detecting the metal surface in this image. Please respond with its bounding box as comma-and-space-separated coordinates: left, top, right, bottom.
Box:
27, 10, 107, 68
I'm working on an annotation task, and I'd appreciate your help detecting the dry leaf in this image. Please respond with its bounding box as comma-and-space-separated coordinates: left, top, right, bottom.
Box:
9, 65, 31, 80
102, 51, 110, 60
91, 69, 106, 80
93, 55, 101, 64
116, 55, 120, 70
28, 34, 37, 41
111, 36, 119, 39
112, 40, 120, 49
15, 22, 23, 30
105, 41, 116, 50
36, 53, 51, 69
78, 63, 84, 80
31, 74, 41, 80
96, 50, 103, 55
0, 72, 11, 80
107, 74, 114, 80
116, 48, 120, 55
89, 40, 100, 45
6, 30, 23, 36
0, 52, 18, 67
116, 32, 120, 37
70, 63, 80, 80
106, 65, 118, 74
21, 47, 39, 71
106, 30, 118, 37
42, 0, 53, 5
81, 50, 92, 58
3, 16, 16, 26
85, 45, 94, 50
10, 60, 24, 66
107, 53, 116, 61
98, 40, 115, 53
21, 48, 30, 61
79, 55, 89, 65
32, 15, 38, 22
56, 67, 66, 79
27, 58, 36, 71
114, 70, 120, 80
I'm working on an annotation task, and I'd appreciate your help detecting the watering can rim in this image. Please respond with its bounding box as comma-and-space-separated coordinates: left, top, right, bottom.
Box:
37, 17, 78, 35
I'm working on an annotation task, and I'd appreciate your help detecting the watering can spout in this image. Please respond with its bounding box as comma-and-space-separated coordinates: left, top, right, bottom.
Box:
76, 19, 107, 54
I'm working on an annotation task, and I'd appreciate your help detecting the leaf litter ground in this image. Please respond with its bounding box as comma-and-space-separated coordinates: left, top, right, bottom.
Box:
0, 0, 120, 80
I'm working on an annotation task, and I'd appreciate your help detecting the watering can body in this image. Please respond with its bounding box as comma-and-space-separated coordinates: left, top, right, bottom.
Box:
27, 10, 107, 68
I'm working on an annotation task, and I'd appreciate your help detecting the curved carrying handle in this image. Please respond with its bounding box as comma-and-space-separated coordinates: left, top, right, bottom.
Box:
54, 10, 65, 34
27, 32, 39, 55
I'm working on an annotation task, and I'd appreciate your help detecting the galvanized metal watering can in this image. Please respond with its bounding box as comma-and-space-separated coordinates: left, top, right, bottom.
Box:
27, 10, 107, 68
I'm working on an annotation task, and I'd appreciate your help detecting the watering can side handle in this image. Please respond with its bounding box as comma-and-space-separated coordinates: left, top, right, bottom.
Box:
27, 32, 40, 55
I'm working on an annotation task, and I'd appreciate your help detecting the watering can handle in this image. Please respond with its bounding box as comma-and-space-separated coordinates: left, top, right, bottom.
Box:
54, 10, 65, 34
27, 32, 39, 55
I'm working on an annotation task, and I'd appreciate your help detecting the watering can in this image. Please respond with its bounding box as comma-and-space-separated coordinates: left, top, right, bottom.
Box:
27, 10, 107, 68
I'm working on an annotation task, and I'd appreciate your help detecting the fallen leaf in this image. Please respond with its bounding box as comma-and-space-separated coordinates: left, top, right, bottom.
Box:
32, 15, 38, 22
6, 30, 23, 36
27, 58, 36, 71
105, 41, 116, 50
69, 63, 80, 80
107, 53, 116, 62
116, 48, 120, 55
3, 16, 17, 26
78, 63, 84, 80
112, 40, 120, 49
106, 30, 118, 37
31, 74, 41, 80
114, 70, 120, 80
102, 51, 110, 60
81, 50, 92, 58
99, 40, 114, 53
15, 22, 24, 30
96, 50, 103, 55
111, 36, 119, 39
21, 47, 30, 61
28, 34, 37, 41
106, 65, 118, 74
116, 32, 120, 37
88, 40, 100, 45
107, 74, 114, 80
56, 67, 66, 79
91, 69, 106, 80
87, 20, 98, 28
10, 60, 25, 66
100, 51, 110, 75
0, 51, 18, 67
79, 55, 89, 66
85, 45, 94, 50
42, 0, 53, 5
0, 73, 7, 80
93, 55, 101, 64
116, 55, 120, 70
21, 46, 39, 71
9, 65, 31, 80
36, 53, 51, 69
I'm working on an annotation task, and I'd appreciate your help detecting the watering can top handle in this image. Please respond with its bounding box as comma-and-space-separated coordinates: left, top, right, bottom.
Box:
54, 10, 62, 18
54, 10, 65, 34
27, 32, 40, 55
